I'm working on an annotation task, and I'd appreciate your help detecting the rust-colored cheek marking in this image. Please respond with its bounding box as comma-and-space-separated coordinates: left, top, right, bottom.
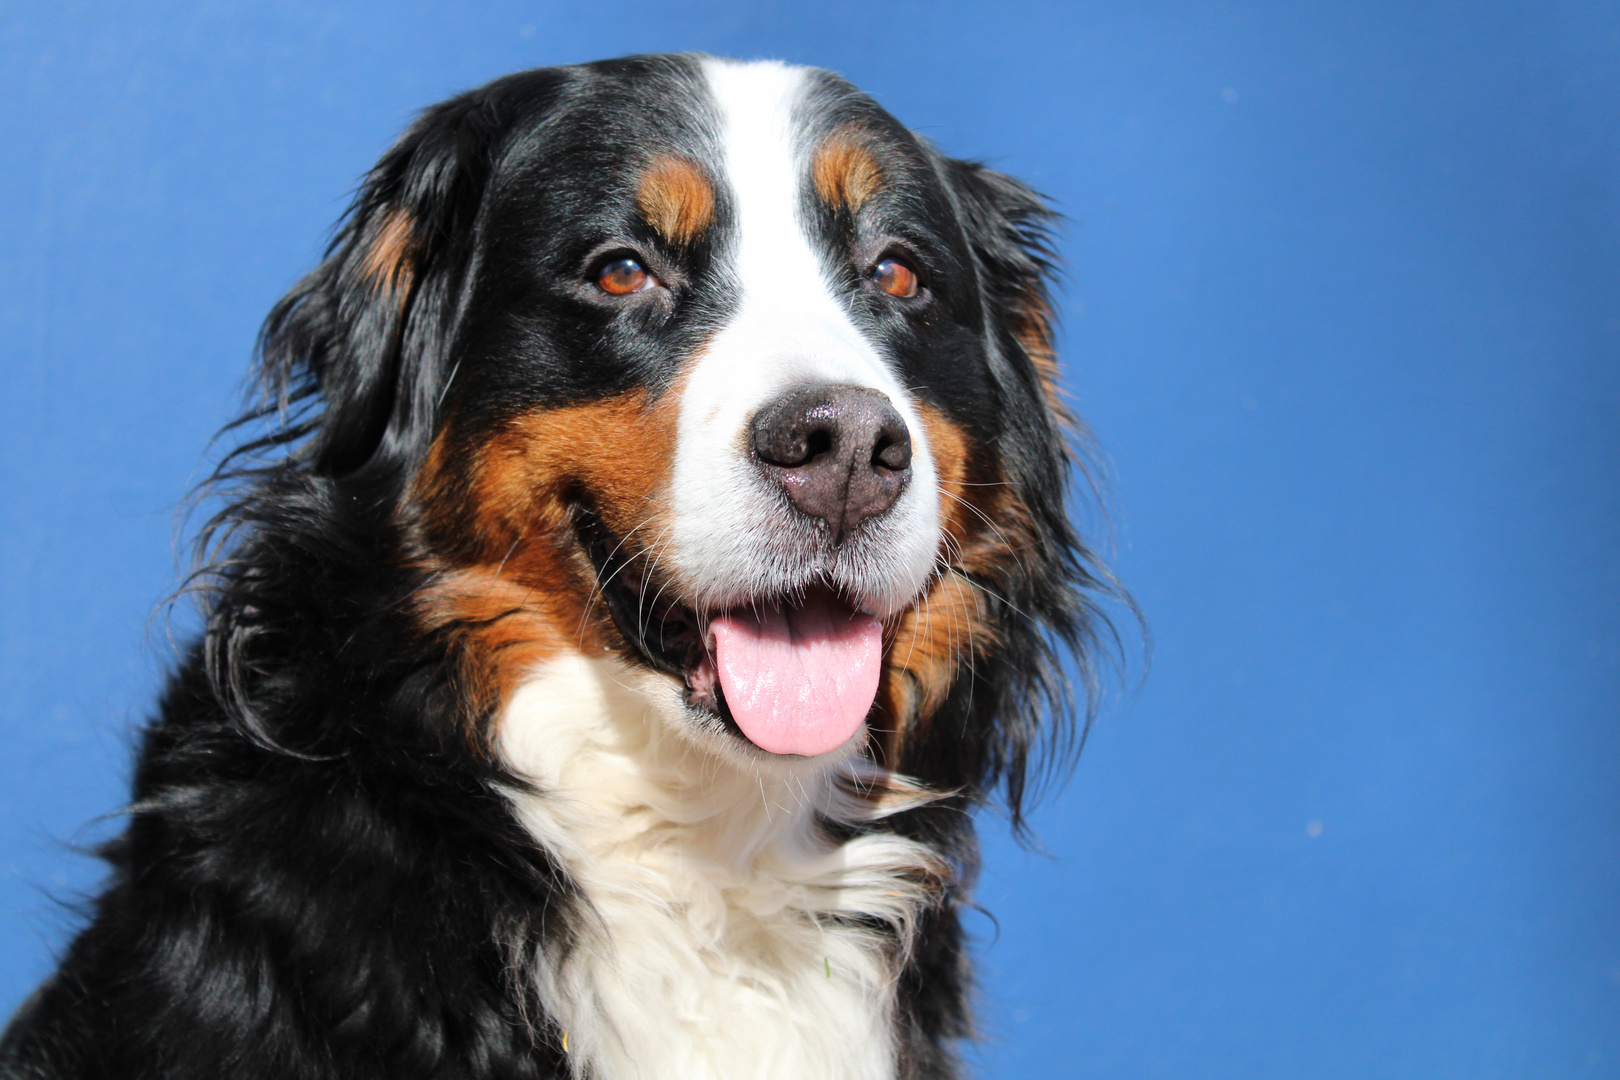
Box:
360, 207, 418, 294
874, 571, 996, 764
916, 400, 1042, 582
871, 403, 982, 765
872, 401, 1049, 765
637, 155, 715, 246
414, 390, 680, 718
812, 129, 885, 213
916, 403, 972, 547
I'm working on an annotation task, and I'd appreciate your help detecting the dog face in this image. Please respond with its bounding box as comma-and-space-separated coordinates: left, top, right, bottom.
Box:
257, 54, 1086, 785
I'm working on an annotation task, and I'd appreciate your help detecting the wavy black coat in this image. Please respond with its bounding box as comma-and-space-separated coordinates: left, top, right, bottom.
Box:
0, 56, 1119, 1080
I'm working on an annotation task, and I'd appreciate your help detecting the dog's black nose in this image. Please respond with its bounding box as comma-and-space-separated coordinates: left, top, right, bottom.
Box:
750, 384, 912, 545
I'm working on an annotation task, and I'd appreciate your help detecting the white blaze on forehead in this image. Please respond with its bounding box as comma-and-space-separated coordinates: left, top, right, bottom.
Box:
699, 61, 885, 380
667, 59, 940, 615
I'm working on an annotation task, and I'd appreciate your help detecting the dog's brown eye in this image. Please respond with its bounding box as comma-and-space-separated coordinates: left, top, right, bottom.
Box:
598, 257, 653, 295
873, 257, 918, 298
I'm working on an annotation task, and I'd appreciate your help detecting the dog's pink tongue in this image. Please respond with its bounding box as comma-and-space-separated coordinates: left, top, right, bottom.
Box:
711, 596, 882, 757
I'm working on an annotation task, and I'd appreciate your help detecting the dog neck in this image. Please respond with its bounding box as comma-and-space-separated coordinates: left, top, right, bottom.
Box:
497, 653, 943, 1080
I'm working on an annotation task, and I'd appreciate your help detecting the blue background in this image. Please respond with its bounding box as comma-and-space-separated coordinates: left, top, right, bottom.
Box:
2, 3, 1617, 1076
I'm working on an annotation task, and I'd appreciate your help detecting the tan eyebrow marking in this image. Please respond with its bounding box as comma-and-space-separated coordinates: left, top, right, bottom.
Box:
812, 128, 886, 212
637, 154, 715, 245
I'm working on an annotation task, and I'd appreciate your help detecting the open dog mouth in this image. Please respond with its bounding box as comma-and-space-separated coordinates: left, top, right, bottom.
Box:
580, 510, 884, 758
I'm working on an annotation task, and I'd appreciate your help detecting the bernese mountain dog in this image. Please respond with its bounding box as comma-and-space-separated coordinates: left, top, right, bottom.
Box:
1, 54, 1120, 1080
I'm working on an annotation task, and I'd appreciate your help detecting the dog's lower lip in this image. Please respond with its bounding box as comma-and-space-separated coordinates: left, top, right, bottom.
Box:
686, 648, 719, 698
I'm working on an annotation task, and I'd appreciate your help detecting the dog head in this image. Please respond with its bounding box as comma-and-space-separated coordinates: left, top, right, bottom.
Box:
234, 54, 1111, 807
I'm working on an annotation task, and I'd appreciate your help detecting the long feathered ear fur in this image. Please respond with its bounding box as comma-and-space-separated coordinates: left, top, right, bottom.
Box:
191, 78, 561, 755
251, 91, 519, 481
933, 156, 1130, 836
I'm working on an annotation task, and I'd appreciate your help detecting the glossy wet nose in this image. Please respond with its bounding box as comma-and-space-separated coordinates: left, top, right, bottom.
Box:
750, 384, 912, 545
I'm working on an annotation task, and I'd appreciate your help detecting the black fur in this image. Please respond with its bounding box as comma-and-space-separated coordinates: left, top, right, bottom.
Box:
1, 55, 1122, 1080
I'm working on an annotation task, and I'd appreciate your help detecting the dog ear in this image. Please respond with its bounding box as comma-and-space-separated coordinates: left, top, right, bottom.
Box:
939, 158, 1069, 433
255, 78, 557, 479
936, 157, 1126, 830
938, 158, 1083, 618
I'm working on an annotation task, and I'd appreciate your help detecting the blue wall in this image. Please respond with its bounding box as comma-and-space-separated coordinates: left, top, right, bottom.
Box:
2, 3, 1616, 1076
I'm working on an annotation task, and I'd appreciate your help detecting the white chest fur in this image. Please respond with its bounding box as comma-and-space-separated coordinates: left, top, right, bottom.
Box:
498, 655, 939, 1080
